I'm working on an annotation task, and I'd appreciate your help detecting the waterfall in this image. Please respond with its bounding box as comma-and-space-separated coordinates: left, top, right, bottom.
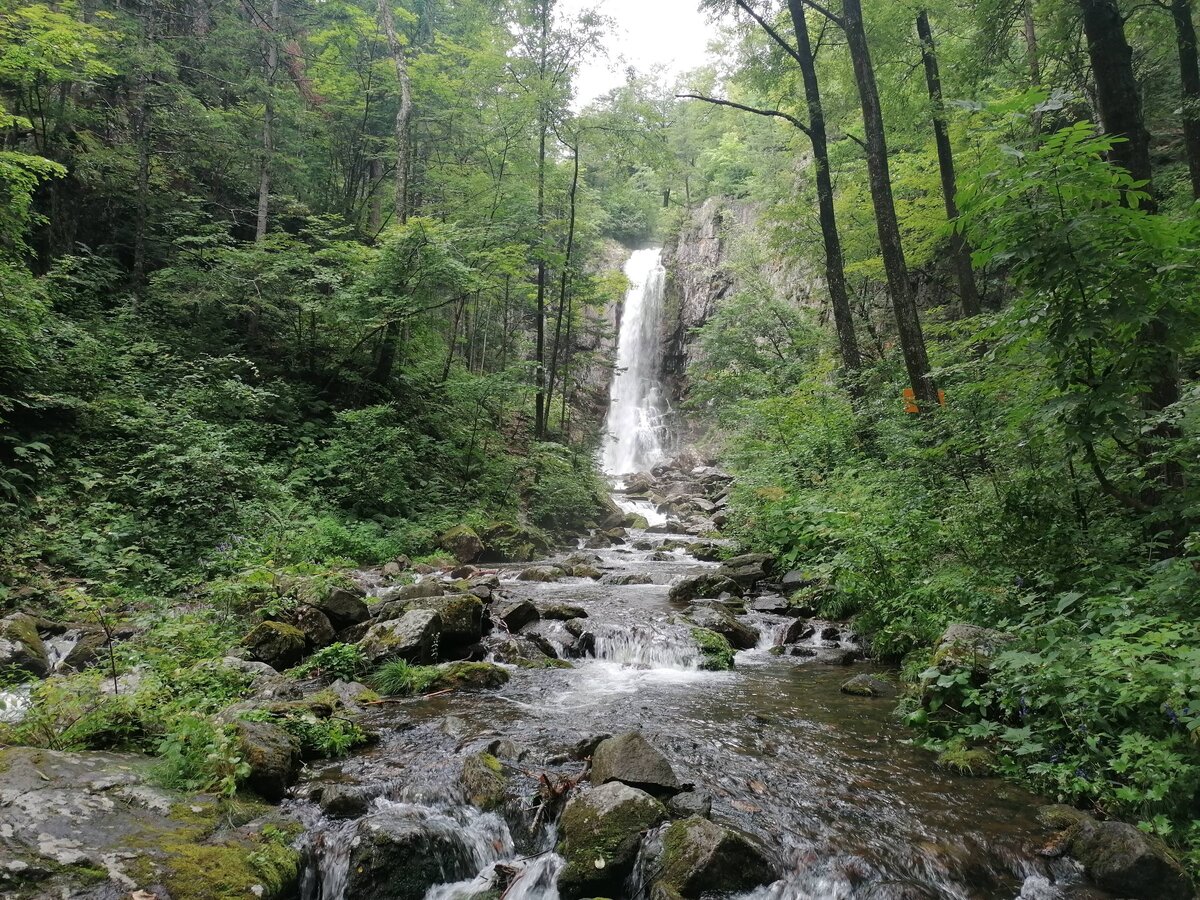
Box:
603, 248, 669, 476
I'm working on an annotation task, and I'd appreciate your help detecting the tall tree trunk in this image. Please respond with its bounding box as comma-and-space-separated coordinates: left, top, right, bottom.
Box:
545, 140, 579, 424
1080, 0, 1182, 509
377, 0, 412, 223
1171, 0, 1200, 199
256, 0, 280, 242
785, 0, 862, 378
369, 157, 384, 232
916, 10, 980, 317
1023, 0, 1041, 85
533, 0, 549, 439
841, 0, 937, 406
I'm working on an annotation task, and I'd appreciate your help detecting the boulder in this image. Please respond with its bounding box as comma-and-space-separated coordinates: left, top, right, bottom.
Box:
357, 610, 442, 664
240, 621, 307, 670
602, 573, 655, 586
668, 574, 742, 604
591, 731, 681, 796
668, 791, 713, 820
782, 619, 815, 644
318, 783, 371, 819
344, 808, 482, 900
427, 661, 510, 692
234, 720, 300, 802
383, 580, 444, 603
841, 674, 897, 698
498, 600, 540, 632
686, 605, 759, 651
651, 816, 777, 899
517, 565, 565, 583
319, 587, 370, 630
439, 525, 483, 564
780, 570, 814, 590
750, 595, 791, 614
1066, 819, 1194, 899
930, 623, 1015, 676
461, 751, 508, 811
540, 603, 588, 621
715, 559, 771, 590
687, 542, 724, 562
0, 614, 49, 679
692, 628, 736, 671
375, 593, 484, 644
478, 521, 552, 563
293, 605, 336, 650
721, 552, 774, 573
557, 782, 668, 900
571, 565, 603, 579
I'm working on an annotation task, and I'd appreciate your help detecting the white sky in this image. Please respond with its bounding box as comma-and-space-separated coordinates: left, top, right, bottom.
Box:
559, 0, 723, 107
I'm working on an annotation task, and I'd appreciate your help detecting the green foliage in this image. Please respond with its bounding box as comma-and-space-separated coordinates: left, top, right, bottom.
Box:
372, 658, 440, 697
524, 442, 608, 534
290, 642, 367, 682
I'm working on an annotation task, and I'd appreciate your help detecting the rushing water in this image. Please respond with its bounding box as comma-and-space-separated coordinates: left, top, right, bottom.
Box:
603, 248, 670, 476
296, 533, 1107, 900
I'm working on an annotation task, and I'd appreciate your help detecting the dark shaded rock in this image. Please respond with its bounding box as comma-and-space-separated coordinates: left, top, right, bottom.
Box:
541, 603, 587, 620
557, 782, 668, 900
685, 605, 759, 650
428, 661, 510, 692
652, 816, 777, 898
841, 674, 897, 698
572, 733, 611, 760
58, 630, 108, 673
721, 552, 774, 573
782, 620, 815, 644
591, 731, 681, 795
517, 565, 565, 583
687, 541, 724, 562
1067, 819, 1194, 899
384, 580, 445, 603
345, 808, 481, 900
602, 572, 655, 586
750, 595, 791, 614
440, 525, 484, 564
318, 783, 371, 819
498, 600, 540, 632
667, 790, 713, 819
668, 574, 742, 604
240, 621, 306, 670
319, 587, 371, 630
234, 720, 300, 802
0, 614, 50, 678
357, 610, 442, 664
293, 605, 336, 650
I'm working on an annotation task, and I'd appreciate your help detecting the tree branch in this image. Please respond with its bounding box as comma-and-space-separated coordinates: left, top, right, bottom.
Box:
732, 0, 804, 65
676, 93, 812, 137
800, 0, 845, 29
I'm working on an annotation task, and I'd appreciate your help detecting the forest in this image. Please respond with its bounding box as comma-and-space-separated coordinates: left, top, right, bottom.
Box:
0, 0, 1198, 898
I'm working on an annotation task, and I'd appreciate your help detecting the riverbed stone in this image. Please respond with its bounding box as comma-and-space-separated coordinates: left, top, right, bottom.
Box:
318, 783, 372, 819
381, 580, 445, 603
841, 674, 897, 698
603, 572, 655, 585
558, 782, 668, 899
0, 613, 50, 678
440, 525, 484, 564
591, 731, 681, 795
318, 587, 371, 629
930, 623, 1015, 675
517, 565, 565, 582
240, 621, 307, 670
234, 719, 300, 801
376, 593, 483, 643
1066, 819, 1193, 899
345, 807, 480, 900
357, 610, 442, 664
571, 564, 604, 579
652, 816, 777, 898
293, 604, 336, 650
685, 604, 759, 650
462, 751, 508, 811
541, 603, 588, 620
498, 599, 540, 631
668, 573, 742, 604
428, 661, 510, 692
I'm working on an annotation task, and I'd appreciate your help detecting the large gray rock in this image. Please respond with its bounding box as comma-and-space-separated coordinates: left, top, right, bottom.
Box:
668, 574, 742, 604
357, 610, 442, 664
375, 593, 484, 643
345, 806, 483, 900
498, 599, 540, 632
440, 525, 483, 564
240, 621, 307, 670
1068, 819, 1194, 899
841, 674, 898, 698
319, 587, 370, 629
0, 613, 49, 678
234, 719, 300, 801
715, 553, 773, 590
591, 731, 681, 795
686, 604, 759, 650
651, 816, 778, 898
293, 605, 336, 650
557, 782, 668, 899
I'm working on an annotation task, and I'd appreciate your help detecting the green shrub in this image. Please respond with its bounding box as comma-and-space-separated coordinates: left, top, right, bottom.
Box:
372, 659, 441, 696
290, 643, 367, 682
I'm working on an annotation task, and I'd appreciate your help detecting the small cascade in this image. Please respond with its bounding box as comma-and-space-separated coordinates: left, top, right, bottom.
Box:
603, 249, 671, 476
590, 623, 702, 671
613, 494, 668, 528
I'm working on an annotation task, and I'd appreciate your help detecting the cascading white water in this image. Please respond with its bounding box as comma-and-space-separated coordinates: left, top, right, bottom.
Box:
602, 248, 669, 476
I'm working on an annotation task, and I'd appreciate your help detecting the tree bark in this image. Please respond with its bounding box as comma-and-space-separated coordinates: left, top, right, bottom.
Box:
534, 0, 549, 440
545, 140, 579, 424
916, 10, 980, 317
377, 0, 412, 223
1171, 0, 1200, 199
841, 0, 937, 406
1023, 0, 1041, 85
785, 0, 862, 377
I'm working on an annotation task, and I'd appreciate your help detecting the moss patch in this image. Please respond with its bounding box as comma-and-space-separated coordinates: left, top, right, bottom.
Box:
936, 747, 997, 776
429, 662, 510, 691
692, 628, 735, 671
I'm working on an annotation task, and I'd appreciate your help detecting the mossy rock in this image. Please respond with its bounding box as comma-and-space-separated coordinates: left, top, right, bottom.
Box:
691, 628, 735, 671
428, 662, 510, 692
935, 747, 997, 776
439, 525, 484, 564
840, 674, 897, 698
0, 613, 50, 678
557, 782, 667, 899
654, 816, 777, 898
513, 657, 574, 670
462, 751, 508, 810
240, 621, 307, 670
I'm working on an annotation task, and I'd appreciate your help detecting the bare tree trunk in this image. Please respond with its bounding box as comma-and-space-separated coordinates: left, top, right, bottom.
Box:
256, 0, 280, 242
841, 0, 937, 406
377, 0, 412, 223
785, 0, 862, 378
916, 10, 980, 317
545, 140, 579, 429
1171, 0, 1200, 199
1023, 0, 1041, 85
369, 157, 384, 232
533, 0, 549, 440
1080, 0, 1182, 509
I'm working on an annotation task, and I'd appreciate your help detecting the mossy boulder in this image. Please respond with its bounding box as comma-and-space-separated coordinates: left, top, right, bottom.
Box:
518, 565, 566, 583
234, 720, 300, 802
345, 808, 481, 900
571, 565, 603, 579
1068, 819, 1193, 899
691, 628, 735, 671
357, 610, 442, 664
478, 521, 553, 563
652, 816, 777, 898
668, 574, 741, 605
378, 593, 484, 644
292, 605, 336, 650
439, 525, 484, 564
541, 603, 588, 621
929, 623, 1015, 676
840, 674, 897, 698
685, 604, 759, 650
428, 661, 509, 692
240, 622, 307, 670
0, 613, 50, 678
318, 586, 370, 630
591, 731, 681, 796
557, 782, 667, 899
461, 751, 508, 810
